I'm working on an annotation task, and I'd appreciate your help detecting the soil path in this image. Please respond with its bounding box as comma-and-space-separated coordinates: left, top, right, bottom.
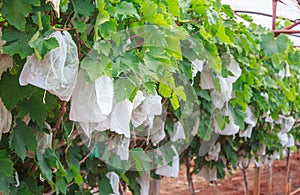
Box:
160, 153, 300, 195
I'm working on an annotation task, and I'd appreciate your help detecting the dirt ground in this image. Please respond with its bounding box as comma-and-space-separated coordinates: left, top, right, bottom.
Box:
160, 153, 300, 195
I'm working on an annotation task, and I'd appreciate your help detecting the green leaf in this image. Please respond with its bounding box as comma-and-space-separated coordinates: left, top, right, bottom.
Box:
114, 78, 138, 103
261, 33, 289, 56
18, 90, 57, 127
166, 35, 182, 60
159, 147, 177, 165
174, 86, 186, 101
31, 14, 53, 32
216, 111, 226, 130
229, 105, 246, 130
99, 19, 117, 39
140, 1, 168, 26
167, 0, 179, 16
124, 172, 141, 195
131, 148, 151, 172
240, 14, 253, 22
216, 23, 231, 43
115, 2, 140, 20
55, 171, 67, 195
1, 0, 40, 30
198, 90, 211, 102
94, 0, 110, 40
36, 148, 62, 188
0, 176, 15, 195
67, 165, 83, 185
192, 0, 206, 16
206, 10, 219, 25
73, 19, 87, 33
158, 83, 172, 98
28, 31, 59, 60
222, 5, 235, 18
81, 49, 112, 81
204, 42, 222, 74
93, 40, 111, 57
36, 149, 54, 187
0, 71, 34, 110
2, 26, 35, 58
288, 50, 300, 66
263, 76, 278, 89
98, 176, 113, 195
67, 144, 81, 169
60, 0, 70, 12
72, 0, 95, 16
0, 150, 13, 178
9, 119, 37, 161
143, 82, 157, 95
10, 182, 32, 195
170, 92, 180, 110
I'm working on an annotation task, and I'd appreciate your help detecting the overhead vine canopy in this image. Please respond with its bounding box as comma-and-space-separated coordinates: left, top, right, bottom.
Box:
0, 0, 299, 194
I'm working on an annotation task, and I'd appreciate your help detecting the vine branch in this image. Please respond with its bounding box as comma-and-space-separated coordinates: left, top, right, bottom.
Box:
52, 101, 67, 144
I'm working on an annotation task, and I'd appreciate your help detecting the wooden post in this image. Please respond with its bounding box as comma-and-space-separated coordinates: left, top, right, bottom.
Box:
149, 179, 160, 195
286, 148, 291, 195
267, 164, 273, 195
253, 166, 261, 195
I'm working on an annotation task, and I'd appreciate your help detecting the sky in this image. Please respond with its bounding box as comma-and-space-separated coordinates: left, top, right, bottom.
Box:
222, 0, 300, 45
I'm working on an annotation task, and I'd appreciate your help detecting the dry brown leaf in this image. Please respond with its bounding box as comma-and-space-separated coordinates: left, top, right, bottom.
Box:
46, 0, 60, 18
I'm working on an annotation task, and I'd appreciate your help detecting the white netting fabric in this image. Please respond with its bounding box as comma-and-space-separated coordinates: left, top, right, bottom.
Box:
198, 165, 217, 181
170, 121, 186, 142
106, 172, 120, 195
239, 106, 257, 138
36, 124, 52, 154
206, 142, 221, 161
137, 173, 150, 195
155, 146, 179, 178
19, 31, 79, 101
0, 27, 13, 79
0, 98, 12, 141
214, 108, 239, 136
70, 70, 114, 137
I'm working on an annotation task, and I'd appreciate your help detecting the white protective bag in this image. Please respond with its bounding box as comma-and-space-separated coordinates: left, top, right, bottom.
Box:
0, 27, 13, 78
150, 117, 166, 146
170, 121, 186, 142
36, 131, 52, 154
211, 58, 241, 109
70, 70, 114, 137
191, 59, 205, 78
286, 134, 295, 148
239, 106, 257, 138
214, 109, 239, 136
278, 131, 289, 147
0, 98, 12, 141
106, 172, 120, 195
199, 64, 214, 90
110, 99, 134, 138
70, 71, 113, 123
198, 165, 217, 181
155, 146, 179, 178
116, 137, 130, 160
137, 173, 150, 195
206, 142, 221, 161
281, 116, 295, 133
19, 31, 79, 101
131, 94, 162, 128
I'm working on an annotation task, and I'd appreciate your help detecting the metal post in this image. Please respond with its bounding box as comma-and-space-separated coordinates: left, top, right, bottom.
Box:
272, 0, 277, 30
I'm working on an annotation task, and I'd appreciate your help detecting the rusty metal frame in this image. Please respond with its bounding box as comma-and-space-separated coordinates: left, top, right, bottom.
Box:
272, 0, 300, 36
